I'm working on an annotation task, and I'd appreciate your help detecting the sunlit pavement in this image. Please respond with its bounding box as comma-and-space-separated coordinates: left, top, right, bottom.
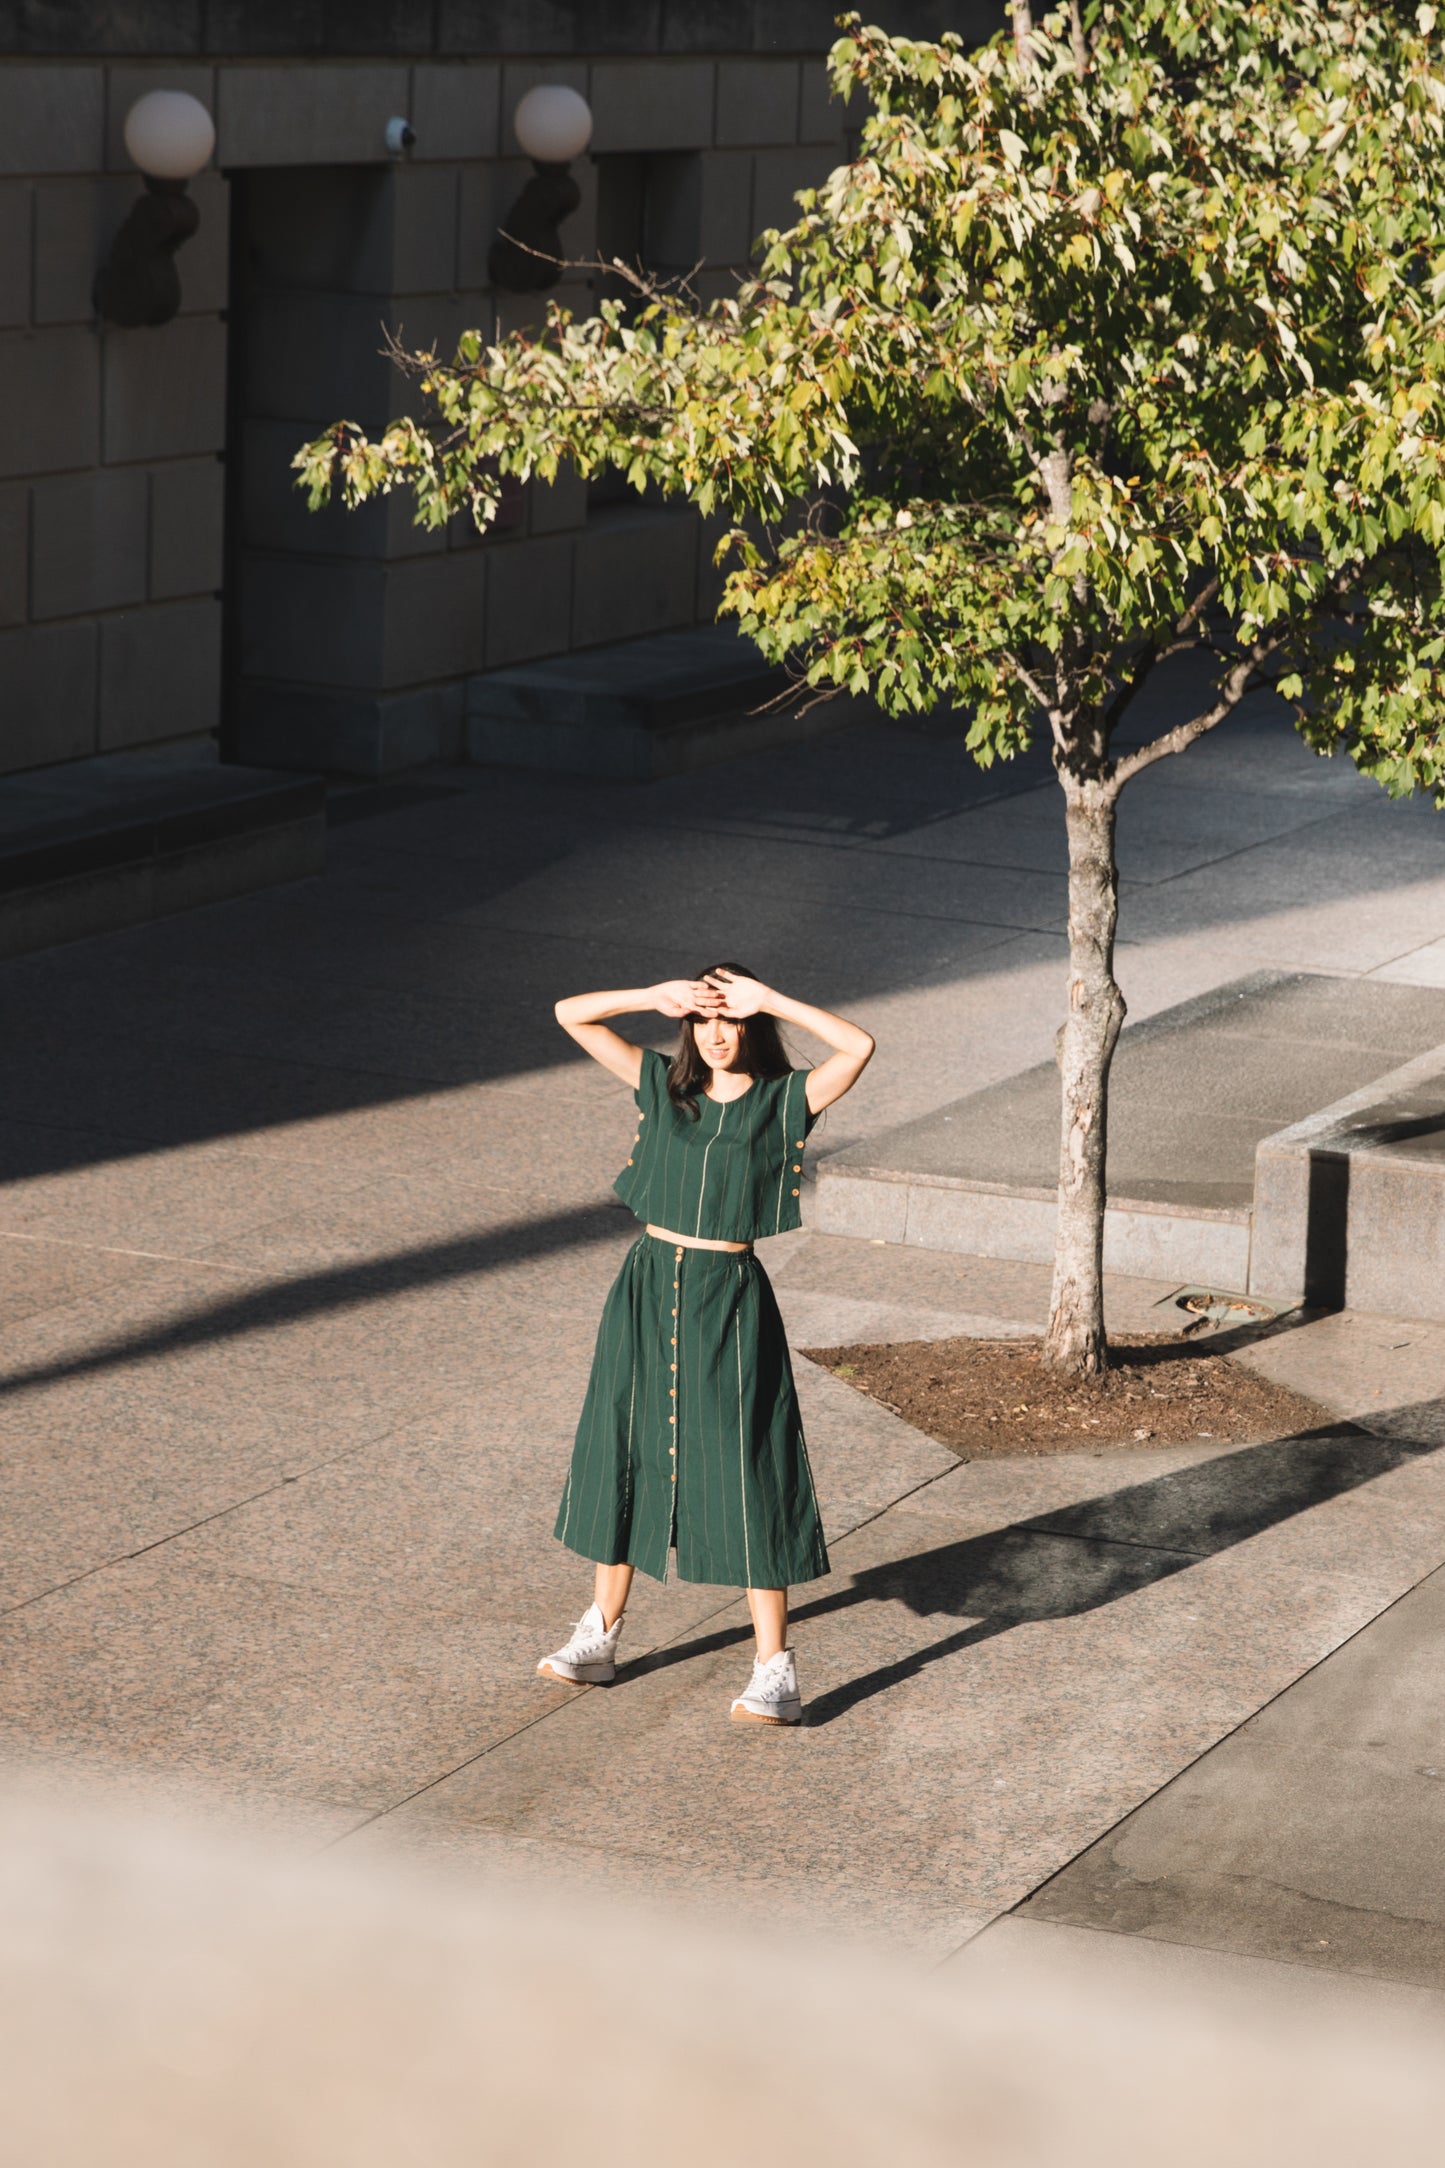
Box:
2, 698, 1444, 1987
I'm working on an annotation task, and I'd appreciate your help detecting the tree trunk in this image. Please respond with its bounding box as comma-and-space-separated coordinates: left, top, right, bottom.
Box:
1044, 780, 1126, 1375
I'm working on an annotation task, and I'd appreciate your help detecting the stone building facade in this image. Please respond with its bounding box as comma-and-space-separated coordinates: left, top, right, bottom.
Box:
0, 3, 1000, 781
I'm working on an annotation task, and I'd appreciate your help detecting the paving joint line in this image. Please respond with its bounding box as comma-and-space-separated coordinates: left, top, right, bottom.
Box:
629, 794, 1344, 892
324, 1454, 967, 1851
0, 1229, 253, 1276
955, 1906, 1445, 2001
0, 1402, 462, 1620
930, 1543, 1445, 1975
467, 908, 1066, 949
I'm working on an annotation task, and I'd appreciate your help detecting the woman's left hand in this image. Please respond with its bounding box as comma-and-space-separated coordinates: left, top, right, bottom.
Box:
704, 970, 770, 1019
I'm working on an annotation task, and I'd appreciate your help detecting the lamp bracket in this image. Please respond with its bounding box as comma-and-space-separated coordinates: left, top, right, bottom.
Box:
93, 175, 201, 328
489, 161, 582, 293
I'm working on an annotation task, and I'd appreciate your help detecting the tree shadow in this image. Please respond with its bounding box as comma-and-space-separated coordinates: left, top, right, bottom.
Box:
2, 701, 1438, 1195
0, 1198, 632, 1402
625, 1416, 1444, 1722
1348, 1112, 1445, 1149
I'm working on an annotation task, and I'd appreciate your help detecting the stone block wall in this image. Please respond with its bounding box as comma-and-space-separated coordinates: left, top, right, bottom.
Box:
0, 63, 228, 776
0, 3, 1003, 780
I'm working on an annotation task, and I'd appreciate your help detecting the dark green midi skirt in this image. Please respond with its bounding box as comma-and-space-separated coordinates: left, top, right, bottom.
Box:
556, 1233, 829, 1589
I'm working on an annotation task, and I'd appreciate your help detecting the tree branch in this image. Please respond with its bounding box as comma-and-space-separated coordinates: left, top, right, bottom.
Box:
1004, 648, 1073, 759
1100, 641, 1158, 739
1101, 578, 1221, 739
1069, 0, 1089, 73
1108, 634, 1287, 791
1173, 575, 1220, 641
1003, 649, 1053, 713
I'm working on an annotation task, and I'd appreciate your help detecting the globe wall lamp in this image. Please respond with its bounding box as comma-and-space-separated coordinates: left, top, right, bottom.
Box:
93, 90, 216, 328
489, 84, 593, 293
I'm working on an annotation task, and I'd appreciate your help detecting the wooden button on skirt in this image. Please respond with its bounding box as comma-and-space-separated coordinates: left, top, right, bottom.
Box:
555, 1232, 829, 1588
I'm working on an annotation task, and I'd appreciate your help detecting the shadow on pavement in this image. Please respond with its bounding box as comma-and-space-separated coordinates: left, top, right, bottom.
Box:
0, 704, 1435, 1190
627, 1417, 1444, 1723
0, 1200, 631, 1401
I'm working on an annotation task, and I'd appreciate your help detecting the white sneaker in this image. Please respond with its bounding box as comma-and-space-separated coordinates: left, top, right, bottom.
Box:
537, 1602, 623, 1685
730, 1647, 802, 1725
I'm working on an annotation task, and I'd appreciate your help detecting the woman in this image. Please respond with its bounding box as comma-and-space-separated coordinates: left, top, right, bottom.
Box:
537, 965, 875, 1725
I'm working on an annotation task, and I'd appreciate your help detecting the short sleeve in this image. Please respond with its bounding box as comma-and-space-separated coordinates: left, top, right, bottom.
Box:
786, 1067, 820, 1141
636, 1046, 669, 1110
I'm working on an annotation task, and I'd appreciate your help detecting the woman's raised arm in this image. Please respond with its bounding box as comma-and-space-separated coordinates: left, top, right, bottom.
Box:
554, 981, 716, 1088
703, 972, 875, 1113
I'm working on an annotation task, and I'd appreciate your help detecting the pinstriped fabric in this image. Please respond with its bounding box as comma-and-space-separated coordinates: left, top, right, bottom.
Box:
613, 1051, 815, 1243
556, 1234, 828, 1589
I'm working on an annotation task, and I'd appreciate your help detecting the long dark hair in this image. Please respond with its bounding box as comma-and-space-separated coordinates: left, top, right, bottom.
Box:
667, 961, 791, 1119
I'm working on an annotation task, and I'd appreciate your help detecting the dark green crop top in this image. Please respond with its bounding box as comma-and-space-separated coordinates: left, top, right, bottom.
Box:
614, 1047, 817, 1241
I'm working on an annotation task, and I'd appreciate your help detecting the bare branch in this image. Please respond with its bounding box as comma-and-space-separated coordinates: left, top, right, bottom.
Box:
1108, 634, 1287, 791
1101, 580, 1218, 719
1172, 575, 1220, 641
601, 252, 709, 311
1153, 635, 1207, 666
1002, 649, 1053, 713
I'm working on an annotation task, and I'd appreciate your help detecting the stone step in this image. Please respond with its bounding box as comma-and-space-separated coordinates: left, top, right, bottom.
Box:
815, 972, 1445, 1291
465, 624, 857, 779
0, 742, 326, 960
1251, 1044, 1445, 1318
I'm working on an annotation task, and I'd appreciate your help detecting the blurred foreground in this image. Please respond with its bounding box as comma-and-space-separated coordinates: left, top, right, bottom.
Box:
2, 1773, 1442, 2168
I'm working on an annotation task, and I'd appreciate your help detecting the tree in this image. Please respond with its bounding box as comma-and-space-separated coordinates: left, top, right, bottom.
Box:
297, 1, 1445, 1376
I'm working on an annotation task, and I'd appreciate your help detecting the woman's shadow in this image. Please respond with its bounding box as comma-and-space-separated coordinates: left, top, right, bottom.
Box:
629, 1413, 1443, 1726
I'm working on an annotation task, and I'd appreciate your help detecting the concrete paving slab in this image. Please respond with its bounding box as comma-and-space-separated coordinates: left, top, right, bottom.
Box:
769, 1230, 1183, 1338
0, 1231, 151, 1329
0, 1138, 380, 1256
1236, 1311, 1445, 1434
952, 1912, 1445, 2018
0, 1404, 341, 1611
0, 1555, 595, 1815
0, 697, 1443, 1977
828, 973, 1445, 1199
1124, 870, 1445, 975
897, 1441, 1236, 1527
777, 1289, 1036, 1347
186, 1167, 634, 1279
855, 772, 1346, 887
351, 1428, 1435, 1935
458, 835, 1071, 951
1016, 1562, 1445, 1990
816, 972, 1445, 1269
1373, 934, 1445, 987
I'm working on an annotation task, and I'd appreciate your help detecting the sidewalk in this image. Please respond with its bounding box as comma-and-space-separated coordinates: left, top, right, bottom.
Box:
1, 701, 1443, 1988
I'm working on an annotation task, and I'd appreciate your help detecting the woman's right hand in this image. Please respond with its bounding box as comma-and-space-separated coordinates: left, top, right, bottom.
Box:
651, 979, 719, 1018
